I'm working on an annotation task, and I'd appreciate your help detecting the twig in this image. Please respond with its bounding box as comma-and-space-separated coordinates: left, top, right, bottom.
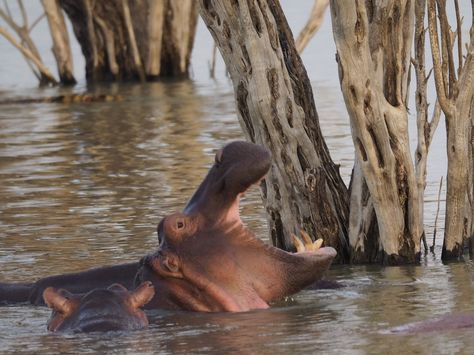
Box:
295, 0, 329, 53
431, 176, 444, 252
209, 43, 217, 78
29, 13, 45, 32
454, 0, 463, 75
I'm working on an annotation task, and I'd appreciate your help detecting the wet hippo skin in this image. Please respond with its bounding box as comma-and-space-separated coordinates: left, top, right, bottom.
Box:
0, 141, 337, 312
44, 282, 154, 332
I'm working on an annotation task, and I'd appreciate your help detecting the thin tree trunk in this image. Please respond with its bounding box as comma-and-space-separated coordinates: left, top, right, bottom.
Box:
330, 1, 422, 264
413, 0, 441, 251
146, 0, 165, 78
427, 0, 474, 259
199, 0, 350, 262
41, 0, 76, 85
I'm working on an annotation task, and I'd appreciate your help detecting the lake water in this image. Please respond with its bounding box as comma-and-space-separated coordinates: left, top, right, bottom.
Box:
0, 1, 473, 354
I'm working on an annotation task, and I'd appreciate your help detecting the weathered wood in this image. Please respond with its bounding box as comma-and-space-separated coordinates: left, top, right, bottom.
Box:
41, 0, 76, 84
59, 0, 198, 82
413, 0, 441, 251
330, 1, 421, 264
199, 0, 350, 262
161, 0, 198, 77
427, 0, 474, 259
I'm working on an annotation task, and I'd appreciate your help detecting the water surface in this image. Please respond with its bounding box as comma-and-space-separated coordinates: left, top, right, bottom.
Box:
0, 1, 473, 354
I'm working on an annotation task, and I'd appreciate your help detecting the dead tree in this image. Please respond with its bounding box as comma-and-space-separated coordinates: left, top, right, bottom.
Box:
59, 0, 198, 82
427, 0, 474, 260
413, 0, 441, 252
0, 0, 57, 85
199, 0, 350, 262
41, 0, 76, 84
330, 1, 422, 264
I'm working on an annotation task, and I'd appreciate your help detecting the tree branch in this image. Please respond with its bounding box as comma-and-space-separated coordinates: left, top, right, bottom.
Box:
427, 0, 454, 114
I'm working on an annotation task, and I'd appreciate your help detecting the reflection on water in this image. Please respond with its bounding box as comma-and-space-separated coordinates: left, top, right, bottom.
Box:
0, 79, 472, 353
0, 1, 473, 353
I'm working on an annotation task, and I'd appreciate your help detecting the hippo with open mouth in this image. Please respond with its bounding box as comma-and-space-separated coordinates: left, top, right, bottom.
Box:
44, 282, 154, 332
0, 141, 336, 312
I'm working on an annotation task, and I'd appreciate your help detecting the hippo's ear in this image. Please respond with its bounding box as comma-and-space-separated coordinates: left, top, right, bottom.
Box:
43, 287, 73, 315
129, 281, 155, 309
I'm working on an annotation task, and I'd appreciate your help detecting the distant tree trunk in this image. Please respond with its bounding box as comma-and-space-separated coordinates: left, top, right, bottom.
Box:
59, 0, 198, 82
41, 0, 76, 85
427, 0, 474, 260
199, 0, 350, 262
330, 1, 422, 264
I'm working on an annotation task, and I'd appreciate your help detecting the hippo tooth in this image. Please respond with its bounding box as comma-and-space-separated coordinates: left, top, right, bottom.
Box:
312, 238, 323, 251
291, 233, 306, 252
300, 230, 313, 246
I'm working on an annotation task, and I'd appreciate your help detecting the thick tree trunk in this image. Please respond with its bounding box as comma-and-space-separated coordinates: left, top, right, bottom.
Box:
330, 1, 422, 264
427, 0, 474, 260
41, 0, 76, 85
199, 0, 350, 262
59, 0, 198, 82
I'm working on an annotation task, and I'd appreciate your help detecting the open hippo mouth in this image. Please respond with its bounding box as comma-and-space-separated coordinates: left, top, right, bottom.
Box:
139, 141, 337, 312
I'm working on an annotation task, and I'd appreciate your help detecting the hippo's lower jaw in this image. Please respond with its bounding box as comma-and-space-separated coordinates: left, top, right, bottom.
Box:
138, 231, 337, 313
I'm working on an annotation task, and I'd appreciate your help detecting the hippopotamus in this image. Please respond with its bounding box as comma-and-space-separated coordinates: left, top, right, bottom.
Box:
387, 311, 474, 334
0, 141, 336, 312
44, 282, 154, 332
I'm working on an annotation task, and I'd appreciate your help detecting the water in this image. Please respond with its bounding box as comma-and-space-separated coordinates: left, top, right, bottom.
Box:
0, 1, 473, 354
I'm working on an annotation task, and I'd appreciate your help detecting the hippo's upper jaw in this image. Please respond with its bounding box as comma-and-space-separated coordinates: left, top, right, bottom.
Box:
183, 141, 271, 226
138, 141, 337, 312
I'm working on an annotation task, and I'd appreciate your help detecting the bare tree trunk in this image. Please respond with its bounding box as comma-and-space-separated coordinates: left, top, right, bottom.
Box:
59, 0, 198, 82
427, 0, 474, 260
161, 1, 199, 77
146, 0, 165, 78
330, 1, 422, 264
295, 0, 329, 53
413, 0, 441, 251
199, 0, 350, 262
41, 0, 76, 85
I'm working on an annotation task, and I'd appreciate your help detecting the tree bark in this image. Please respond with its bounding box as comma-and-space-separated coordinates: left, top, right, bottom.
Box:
330, 1, 422, 264
199, 0, 350, 262
427, 0, 474, 260
41, 0, 76, 85
59, 0, 198, 82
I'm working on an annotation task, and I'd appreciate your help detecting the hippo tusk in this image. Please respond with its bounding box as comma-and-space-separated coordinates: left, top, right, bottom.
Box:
292, 230, 324, 252
291, 233, 306, 252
